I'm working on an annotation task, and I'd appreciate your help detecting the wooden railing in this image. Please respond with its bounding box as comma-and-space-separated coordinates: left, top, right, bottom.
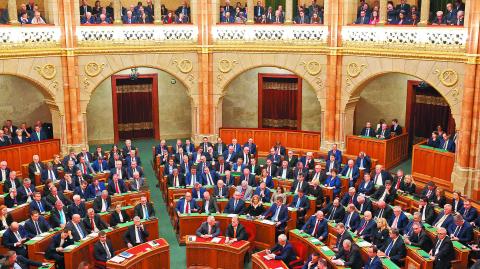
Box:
345, 133, 409, 170
411, 141, 455, 191
0, 139, 60, 175
219, 128, 321, 155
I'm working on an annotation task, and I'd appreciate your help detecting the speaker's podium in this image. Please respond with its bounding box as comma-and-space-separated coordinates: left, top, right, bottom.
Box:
106, 238, 170, 269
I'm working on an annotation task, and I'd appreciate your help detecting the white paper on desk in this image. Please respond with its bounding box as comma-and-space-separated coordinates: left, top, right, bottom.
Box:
263, 255, 272, 260
356, 241, 372, 247
64, 244, 77, 251
88, 232, 98, 238
227, 214, 237, 218
211, 237, 222, 243
188, 236, 197, 242
321, 246, 330, 251
40, 232, 50, 237
310, 238, 321, 244
261, 220, 275, 225
109, 256, 125, 263
274, 267, 284, 269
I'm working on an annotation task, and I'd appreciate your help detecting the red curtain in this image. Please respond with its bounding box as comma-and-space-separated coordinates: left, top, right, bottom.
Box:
413, 85, 455, 138
261, 77, 299, 129
116, 78, 154, 139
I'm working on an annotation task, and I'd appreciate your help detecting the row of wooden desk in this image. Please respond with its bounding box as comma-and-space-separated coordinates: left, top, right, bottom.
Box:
186, 236, 250, 269
106, 238, 170, 269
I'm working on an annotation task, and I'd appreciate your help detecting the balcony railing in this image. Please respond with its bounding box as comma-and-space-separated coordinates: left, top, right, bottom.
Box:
212, 25, 329, 44
76, 25, 198, 46
0, 26, 61, 48
341, 25, 467, 52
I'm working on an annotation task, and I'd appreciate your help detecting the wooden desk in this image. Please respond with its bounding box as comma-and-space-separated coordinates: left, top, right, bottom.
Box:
411, 142, 455, 191
345, 134, 409, 170
63, 218, 159, 269
178, 213, 276, 249
106, 238, 170, 269
186, 236, 249, 269
252, 250, 289, 269
406, 245, 434, 269
6, 203, 31, 223
26, 228, 62, 262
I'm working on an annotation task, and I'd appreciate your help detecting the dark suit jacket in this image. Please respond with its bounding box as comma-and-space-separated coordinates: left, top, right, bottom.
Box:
364, 256, 383, 269
24, 216, 51, 238
94, 239, 115, 262
2, 226, 28, 250
46, 192, 71, 208
334, 245, 362, 269
5, 194, 23, 208
432, 237, 454, 269
374, 206, 393, 220
0, 167, 10, 182
388, 213, 409, 233
376, 128, 391, 139
134, 203, 155, 219
46, 233, 74, 259
29, 200, 50, 214
270, 242, 296, 265
276, 167, 293, 179
224, 198, 245, 214
168, 174, 185, 187
69, 202, 87, 218
66, 221, 88, 241
448, 222, 474, 245
302, 216, 328, 239
263, 204, 289, 229
124, 225, 149, 245
30, 131, 47, 141
92, 196, 111, 213
357, 219, 376, 240
226, 223, 248, 240
241, 174, 256, 187
110, 210, 130, 226
372, 186, 396, 203
409, 230, 433, 252
381, 237, 406, 266
176, 198, 199, 214
107, 179, 128, 195
291, 180, 309, 193
3, 178, 21, 193
196, 221, 221, 237
433, 213, 454, 229
323, 204, 345, 223
358, 180, 374, 195
12, 136, 29, 144
335, 231, 353, 252
213, 185, 228, 198
200, 198, 219, 214
419, 204, 436, 225
440, 139, 456, 152
289, 195, 310, 216
360, 127, 376, 137
82, 214, 109, 233
343, 211, 361, 231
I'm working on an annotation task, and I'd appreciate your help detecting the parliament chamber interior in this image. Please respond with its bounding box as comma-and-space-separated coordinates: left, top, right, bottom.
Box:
0, 0, 479, 268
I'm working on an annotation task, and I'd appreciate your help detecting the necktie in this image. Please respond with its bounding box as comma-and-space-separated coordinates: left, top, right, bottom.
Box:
98, 161, 103, 171
385, 240, 394, 256
296, 198, 301, 208
378, 209, 384, 218
38, 202, 44, 213
91, 218, 96, 232
358, 220, 368, 234
205, 201, 209, 214
444, 141, 448, 150
346, 214, 352, 228
37, 132, 40, 140
273, 206, 281, 221
434, 239, 442, 255
329, 207, 336, 220
453, 225, 461, 237
234, 200, 238, 211
366, 129, 369, 136
174, 176, 178, 187
208, 225, 212, 235
392, 216, 399, 228
34, 221, 41, 235
312, 220, 320, 236
185, 201, 190, 213
207, 174, 212, 185
115, 182, 120, 193
103, 242, 111, 258
464, 208, 469, 218
219, 187, 223, 197
143, 205, 149, 219
233, 227, 237, 238
77, 224, 84, 238
136, 227, 143, 243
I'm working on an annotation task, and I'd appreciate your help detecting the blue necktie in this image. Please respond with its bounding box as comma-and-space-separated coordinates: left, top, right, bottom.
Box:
296, 198, 301, 208
385, 240, 394, 256
143, 205, 149, 219
38, 202, 44, 212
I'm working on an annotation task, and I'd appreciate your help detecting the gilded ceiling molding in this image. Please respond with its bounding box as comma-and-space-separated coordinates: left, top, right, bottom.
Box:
84, 62, 106, 77
34, 64, 57, 80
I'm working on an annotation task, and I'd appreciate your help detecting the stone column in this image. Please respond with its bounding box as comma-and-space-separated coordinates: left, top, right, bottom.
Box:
419, 0, 430, 26
246, 0, 254, 24
378, 0, 387, 25
153, 0, 162, 24
113, 0, 122, 24
285, 0, 293, 24
8, 0, 19, 25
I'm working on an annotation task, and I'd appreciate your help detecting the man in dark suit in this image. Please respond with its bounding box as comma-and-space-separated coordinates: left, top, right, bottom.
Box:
176, 0, 190, 16
92, 157, 108, 173
285, 151, 298, 168
224, 191, 245, 214
355, 194, 372, 214
30, 125, 47, 141
94, 231, 115, 264
356, 211, 376, 241
45, 228, 74, 269
110, 160, 128, 180
226, 215, 248, 242
388, 206, 409, 233
327, 144, 342, 164
2, 222, 28, 257
358, 174, 374, 195
66, 214, 88, 241
169, 168, 185, 188
4, 250, 47, 268
292, 173, 308, 194
244, 138, 257, 155
372, 180, 396, 203
332, 239, 362, 269
12, 129, 29, 144
341, 187, 359, 207
356, 152, 371, 173
267, 148, 282, 167
440, 133, 456, 152
360, 122, 376, 137
0, 129, 10, 146
374, 200, 393, 220
364, 246, 383, 269
294, 10, 310, 24
214, 157, 231, 175
341, 160, 360, 187
301, 211, 328, 240
124, 216, 149, 247
290, 190, 310, 225
325, 155, 340, 176
265, 234, 296, 265
222, 146, 237, 164
253, 1, 264, 20
240, 167, 256, 187
70, 194, 87, 218
93, 190, 111, 213
343, 204, 361, 231
433, 204, 454, 229
390, 119, 403, 135
46, 187, 71, 208
29, 192, 50, 214
196, 215, 221, 238
201, 166, 218, 186
200, 191, 219, 214
380, 228, 406, 266
28, 154, 45, 181
176, 192, 199, 214
376, 123, 391, 139
332, 223, 352, 253
277, 160, 293, 179
448, 214, 473, 245
429, 227, 454, 269
134, 196, 155, 219
262, 196, 289, 232
421, 182, 437, 202
3, 171, 21, 194
404, 212, 423, 236
214, 179, 229, 199
74, 180, 89, 200
79, 0, 92, 16
199, 136, 213, 152
324, 198, 345, 223
83, 208, 109, 234
213, 137, 226, 157
404, 222, 433, 252
355, 10, 369, 24
183, 139, 195, 155
107, 174, 128, 195
86, 178, 106, 199
0, 160, 10, 182
418, 196, 436, 225
264, 159, 278, 177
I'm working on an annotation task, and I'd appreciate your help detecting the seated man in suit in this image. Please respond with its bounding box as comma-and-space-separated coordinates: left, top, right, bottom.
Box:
404, 212, 423, 237
254, 182, 271, 203
2, 222, 28, 257
110, 204, 130, 227
66, 214, 88, 241
356, 211, 376, 241
94, 231, 115, 265
12, 129, 29, 144
46, 186, 71, 208
355, 152, 372, 173
433, 204, 454, 229
4, 171, 21, 193
30, 125, 47, 141
0, 160, 10, 182
224, 191, 245, 214
277, 160, 293, 179
200, 191, 219, 214
134, 196, 155, 220
374, 200, 393, 220
45, 228, 74, 268
388, 206, 408, 233
87, 179, 107, 200
301, 152, 315, 170
50, 200, 70, 228
29, 154, 46, 181
110, 160, 128, 180
286, 150, 298, 168
196, 215, 221, 238
462, 199, 478, 223
355, 10, 369, 24
239, 147, 251, 167
292, 173, 309, 194
301, 211, 328, 240
235, 180, 253, 201
83, 208, 109, 234
129, 171, 145, 192
214, 156, 231, 175
265, 234, 297, 265
5, 188, 22, 208
356, 194, 372, 215
390, 119, 403, 135
201, 166, 218, 186
124, 216, 149, 247
169, 168, 185, 188
324, 198, 345, 223
376, 123, 391, 139
341, 160, 360, 187
223, 145, 237, 164
70, 194, 87, 218
125, 149, 141, 167
343, 203, 361, 231
176, 192, 199, 215
404, 222, 433, 252
341, 187, 359, 207
360, 122, 376, 137
261, 196, 289, 233
29, 192, 50, 214
266, 148, 282, 167
440, 133, 456, 152
226, 215, 248, 243
332, 239, 362, 269
364, 245, 383, 269
92, 156, 108, 173
290, 189, 310, 226
325, 155, 340, 176
429, 227, 455, 267
240, 167, 256, 187
448, 214, 473, 245
214, 137, 226, 157
372, 180, 396, 204
127, 161, 144, 179
244, 138, 257, 156
192, 182, 207, 200
76, 156, 95, 179
327, 144, 342, 164
264, 158, 278, 177
379, 228, 406, 266
214, 179, 229, 199
107, 174, 128, 195
93, 190, 111, 213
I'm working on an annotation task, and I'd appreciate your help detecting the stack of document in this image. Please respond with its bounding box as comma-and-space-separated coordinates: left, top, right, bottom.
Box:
110, 256, 126, 263
261, 220, 275, 225
211, 237, 222, 243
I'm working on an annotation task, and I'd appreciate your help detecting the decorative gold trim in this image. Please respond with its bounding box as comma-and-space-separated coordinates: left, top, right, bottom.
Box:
416, 95, 449, 106
346, 62, 367, 78
118, 122, 154, 132
433, 69, 458, 87
34, 64, 57, 80
218, 59, 238, 73
84, 62, 106, 77
172, 59, 193, 73
300, 60, 322, 76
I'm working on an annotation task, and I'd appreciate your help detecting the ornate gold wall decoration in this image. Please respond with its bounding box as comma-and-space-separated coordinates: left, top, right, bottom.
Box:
218, 59, 238, 73
216, 74, 224, 86
446, 87, 460, 105
433, 69, 458, 87
346, 62, 367, 78
301, 61, 322, 76
84, 62, 106, 77
172, 59, 193, 73
48, 81, 59, 92
82, 77, 91, 91
187, 74, 195, 84
34, 64, 56, 80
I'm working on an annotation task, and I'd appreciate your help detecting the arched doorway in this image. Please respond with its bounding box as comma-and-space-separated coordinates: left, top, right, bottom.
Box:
0, 74, 55, 138
86, 67, 192, 145
220, 67, 322, 132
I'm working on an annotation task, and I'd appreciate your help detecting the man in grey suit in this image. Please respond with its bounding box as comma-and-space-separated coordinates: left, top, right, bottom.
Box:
129, 172, 145, 191
196, 216, 221, 238
236, 180, 253, 201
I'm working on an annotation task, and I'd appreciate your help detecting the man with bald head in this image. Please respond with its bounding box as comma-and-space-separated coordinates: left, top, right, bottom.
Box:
301, 211, 328, 240
429, 227, 454, 268
66, 214, 87, 241
2, 222, 28, 256
82, 208, 109, 234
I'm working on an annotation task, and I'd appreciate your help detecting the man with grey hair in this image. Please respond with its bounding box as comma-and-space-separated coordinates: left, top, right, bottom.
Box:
124, 216, 149, 247
196, 215, 220, 238
226, 215, 248, 243
429, 227, 454, 266
265, 234, 296, 264
235, 180, 253, 200
66, 214, 87, 241
224, 191, 245, 214
332, 239, 362, 267
448, 214, 473, 245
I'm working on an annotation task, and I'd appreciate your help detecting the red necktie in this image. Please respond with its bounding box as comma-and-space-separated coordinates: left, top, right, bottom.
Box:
83, 164, 87, 174
185, 201, 190, 213
312, 220, 320, 236
396, 179, 401, 189
91, 218, 95, 231
115, 182, 120, 193
358, 221, 368, 233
